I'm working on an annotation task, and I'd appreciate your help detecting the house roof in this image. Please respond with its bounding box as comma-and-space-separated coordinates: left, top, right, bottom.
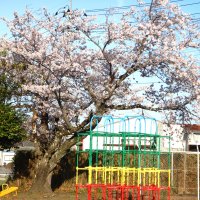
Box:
184, 124, 200, 131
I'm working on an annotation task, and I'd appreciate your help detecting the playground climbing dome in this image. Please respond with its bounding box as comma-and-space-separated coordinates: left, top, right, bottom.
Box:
75, 115, 171, 200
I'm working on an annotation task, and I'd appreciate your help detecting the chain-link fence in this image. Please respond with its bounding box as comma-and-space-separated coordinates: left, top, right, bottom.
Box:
169, 151, 200, 198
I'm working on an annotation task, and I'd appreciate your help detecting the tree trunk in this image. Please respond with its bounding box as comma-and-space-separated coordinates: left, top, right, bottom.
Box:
29, 158, 53, 193
29, 136, 79, 193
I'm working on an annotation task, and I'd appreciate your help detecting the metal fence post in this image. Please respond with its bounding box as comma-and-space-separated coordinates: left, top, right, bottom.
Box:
183, 152, 186, 193
197, 146, 199, 200
171, 152, 174, 187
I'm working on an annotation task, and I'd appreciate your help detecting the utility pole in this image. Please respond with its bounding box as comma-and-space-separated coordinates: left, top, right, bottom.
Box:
69, 0, 72, 11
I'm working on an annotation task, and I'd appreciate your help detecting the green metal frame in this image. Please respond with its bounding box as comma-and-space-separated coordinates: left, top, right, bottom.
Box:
76, 115, 171, 186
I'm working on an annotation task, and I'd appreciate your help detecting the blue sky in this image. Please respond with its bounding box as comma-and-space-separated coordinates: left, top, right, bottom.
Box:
0, 0, 134, 21
1, 0, 199, 15
0, 0, 200, 36
0, 0, 199, 16
0, 0, 132, 35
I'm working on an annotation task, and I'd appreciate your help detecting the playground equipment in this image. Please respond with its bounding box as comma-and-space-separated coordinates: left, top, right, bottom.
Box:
0, 184, 18, 197
76, 115, 171, 200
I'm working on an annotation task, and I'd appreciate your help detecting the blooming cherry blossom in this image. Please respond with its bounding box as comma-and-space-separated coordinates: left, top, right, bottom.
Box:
0, 1, 199, 192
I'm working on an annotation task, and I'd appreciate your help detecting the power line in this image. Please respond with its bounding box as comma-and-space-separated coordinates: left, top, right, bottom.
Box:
5, 1, 200, 39
132, 81, 162, 85
190, 12, 200, 15
85, 1, 200, 14
87, 10, 200, 21
89, 15, 200, 33
180, 1, 200, 7
85, 0, 186, 13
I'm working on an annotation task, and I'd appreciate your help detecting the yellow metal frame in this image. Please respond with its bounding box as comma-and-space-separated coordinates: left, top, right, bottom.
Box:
76, 167, 170, 187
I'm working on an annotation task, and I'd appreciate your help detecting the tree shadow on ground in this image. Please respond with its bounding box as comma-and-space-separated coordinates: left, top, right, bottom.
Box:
51, 151, 89, 191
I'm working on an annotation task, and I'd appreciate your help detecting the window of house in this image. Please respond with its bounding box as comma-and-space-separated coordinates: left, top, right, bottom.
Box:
188, 132, 200, 151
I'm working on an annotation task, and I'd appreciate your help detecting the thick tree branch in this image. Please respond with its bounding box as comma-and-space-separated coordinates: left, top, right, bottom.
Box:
105, 95, 197, 111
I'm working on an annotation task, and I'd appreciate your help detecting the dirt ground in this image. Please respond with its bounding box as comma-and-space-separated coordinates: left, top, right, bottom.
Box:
0, 191, 77, 200
0, 192, 197, 200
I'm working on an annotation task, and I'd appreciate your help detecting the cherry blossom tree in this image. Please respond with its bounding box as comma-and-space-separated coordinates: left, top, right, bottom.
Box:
0, 0, 199, 192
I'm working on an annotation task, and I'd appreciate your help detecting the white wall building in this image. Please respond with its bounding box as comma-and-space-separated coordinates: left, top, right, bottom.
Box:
82, 116, 161, 151
0, 151, 15, 166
